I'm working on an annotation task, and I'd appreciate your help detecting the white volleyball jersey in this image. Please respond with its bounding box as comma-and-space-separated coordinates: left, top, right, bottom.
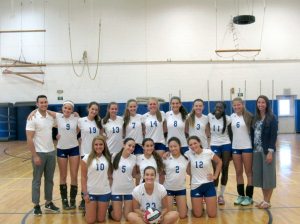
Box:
186, 149, 215, 190
137, 154, 159, 184
103, 116, 124, 154
188, 115, 209, 148
208, 113, 231, 146
125, 114, 143, 145
78, 117, 100, 156
82, 154, 111, 195
111, 153, 137, 195
143, 111, 166, 144
166, 111, 187, 147
26, 110, 55, 153
56, 113, 79, 149
132, 182, 167, 211
163, 155, 188, 191
230, 113, 252, 149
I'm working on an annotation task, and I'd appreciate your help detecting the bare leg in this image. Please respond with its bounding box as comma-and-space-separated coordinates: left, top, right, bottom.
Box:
205, 196, 217, 218
161, 211, 179, 224
69, 155, 80, 186
175, 195, 187, 219
112, 200, 123, 222
96, 201, 109, 223
191, 197, 204, 218
57, 157, 68, 184
85, 201, 97, 224
127, 212, 146, 224
123, 200, 133, 220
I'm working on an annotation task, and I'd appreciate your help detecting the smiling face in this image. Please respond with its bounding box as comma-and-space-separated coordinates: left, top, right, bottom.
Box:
214, 102, 225, 118
127, 101, 137, 116
109, 103, 118, 118
144, 167, 156, 185
168, 140, 181, 157
188, 138, 201, 153
124, 139, 136, 155
88, 104, 99, 119
148, 99, 158, 114
171, 98, 181, 113
257, 97, 267, 114
143, 140, 155, 156
193, 100, 204, 116
232, 100, 244, 115
36, 97, 48, 112
62, 103, 73, 117
93, 139, 105, 156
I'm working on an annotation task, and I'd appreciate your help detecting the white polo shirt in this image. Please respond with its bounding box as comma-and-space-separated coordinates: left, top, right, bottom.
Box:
26, 110, 55, 153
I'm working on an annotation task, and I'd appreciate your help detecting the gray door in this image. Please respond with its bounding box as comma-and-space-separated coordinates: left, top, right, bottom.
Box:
276, 95, 296, 134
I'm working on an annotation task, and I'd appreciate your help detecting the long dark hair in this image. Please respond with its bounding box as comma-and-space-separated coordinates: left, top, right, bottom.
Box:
170, 96, 188, 121
252, 95, 274, 126
187, 99, 204, 127
103, 102, 118, 125
213, 101, 227, 134
167, 136, 188, 160
112, 138, 135, 170
88, 101, 102, 129
187, 135, 203, 148
142, 138, 164, 173
87, 135, 112, 170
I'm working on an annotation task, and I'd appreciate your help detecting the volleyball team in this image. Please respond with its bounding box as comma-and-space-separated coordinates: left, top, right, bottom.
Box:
26, 95, 278, 224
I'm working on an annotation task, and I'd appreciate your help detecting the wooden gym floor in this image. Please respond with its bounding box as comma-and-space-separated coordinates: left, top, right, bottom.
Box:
0, 134, 299, 224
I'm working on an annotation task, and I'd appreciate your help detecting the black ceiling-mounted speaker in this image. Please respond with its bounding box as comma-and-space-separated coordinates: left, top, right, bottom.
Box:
233, 15, 255, 25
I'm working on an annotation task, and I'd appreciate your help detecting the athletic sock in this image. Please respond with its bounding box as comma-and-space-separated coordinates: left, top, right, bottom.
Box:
237, 184, 245, 196
220, 185, 226, 196
246, 185, 254, 198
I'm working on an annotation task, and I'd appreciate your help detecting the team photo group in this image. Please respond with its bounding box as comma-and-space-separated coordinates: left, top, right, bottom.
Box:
26, 94, 278, 224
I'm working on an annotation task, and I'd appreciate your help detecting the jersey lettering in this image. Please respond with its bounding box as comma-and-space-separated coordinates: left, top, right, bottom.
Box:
146, 202, 156, 209
195, 161, 204, 168
96, 163, 105, 171
89, 127, 97, 134
150, 121, 158, 127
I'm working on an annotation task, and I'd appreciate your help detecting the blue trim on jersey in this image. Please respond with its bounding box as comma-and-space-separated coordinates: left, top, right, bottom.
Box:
57, 146, 80, 158
210, 144, 232, 154
88, 193, 111, 202
154, 143, 166, 151
232, 148, 253, 154
111, 194, 133, 201
190, 182, 216, 198
134, 144, 144, 155
166, 189, 186, 196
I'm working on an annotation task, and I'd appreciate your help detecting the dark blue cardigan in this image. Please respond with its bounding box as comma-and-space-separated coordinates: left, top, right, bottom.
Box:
251, 115, 278, 155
